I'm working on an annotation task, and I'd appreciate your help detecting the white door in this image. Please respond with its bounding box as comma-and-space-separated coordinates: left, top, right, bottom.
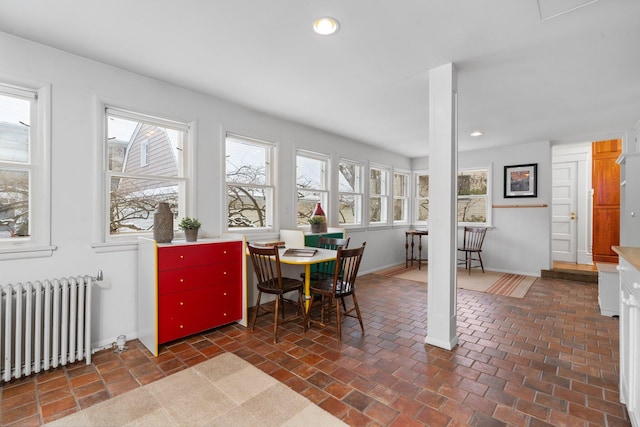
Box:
552, 162, 578, 262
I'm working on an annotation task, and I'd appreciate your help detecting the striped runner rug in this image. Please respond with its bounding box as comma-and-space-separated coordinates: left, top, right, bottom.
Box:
377, 265, 536, 299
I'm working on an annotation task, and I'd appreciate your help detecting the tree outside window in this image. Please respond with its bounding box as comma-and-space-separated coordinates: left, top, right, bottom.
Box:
296, 152, 328, 225
393, 172, 409, 223
226, 134, 274, 229
0, 90, 33, 238
106, 109, 187, 236
415, 173, 430, 223
369, 166, 389, 224
338, 160, 363, 226
457, 169, 488, 223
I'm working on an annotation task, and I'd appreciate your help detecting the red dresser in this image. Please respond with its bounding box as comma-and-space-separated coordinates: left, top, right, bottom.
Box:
138, 237, 245, 356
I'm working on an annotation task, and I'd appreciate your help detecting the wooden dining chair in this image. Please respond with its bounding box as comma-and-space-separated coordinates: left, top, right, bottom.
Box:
305, 242, 366, 342
457, 226, 487, 274
301, 236, 351, 282
248, 244, 305, 343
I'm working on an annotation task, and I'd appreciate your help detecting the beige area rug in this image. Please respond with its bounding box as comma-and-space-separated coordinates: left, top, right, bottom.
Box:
45, 352, 346, 427
379, 264, 536, 298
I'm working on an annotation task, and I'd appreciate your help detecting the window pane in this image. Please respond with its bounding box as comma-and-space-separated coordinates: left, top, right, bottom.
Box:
0, 94, 30, 163
110, 177, 178, 234
226, 139, 268, 185
394, 173, 406, 197
458, 197, 487, 222
338, 194, 361, 225
0, 169, 29, 237
339, 162, 359, 192
370, 196, 386, 222
227, 185, 271, 228
417, 199, 429, 222
108, 117, 182, 176
393, 199, 406, 221
297, 191, 320, 225
297, 156, 325, 189
418, 175, 429, 197
458, 170, 487, 196
370, 169, 382, 194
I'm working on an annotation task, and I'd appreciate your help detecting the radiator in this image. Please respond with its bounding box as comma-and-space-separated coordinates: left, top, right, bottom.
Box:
1, 274, 97, 382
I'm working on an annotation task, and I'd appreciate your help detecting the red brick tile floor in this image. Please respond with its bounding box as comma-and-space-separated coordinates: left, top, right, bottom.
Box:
1, 272, 630, 426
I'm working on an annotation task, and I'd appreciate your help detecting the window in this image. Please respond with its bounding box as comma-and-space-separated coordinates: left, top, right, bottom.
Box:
106, 108, 188, 238
414, 167, 491, 225
369, 165, 389, 224
296, 151, 329, 225
338, 159, 363, 226
393, 171, 410, 223
457, 167, 490, 224
226, 134, 274, 230
415, 172, 430, 223
0, 82, 52, 257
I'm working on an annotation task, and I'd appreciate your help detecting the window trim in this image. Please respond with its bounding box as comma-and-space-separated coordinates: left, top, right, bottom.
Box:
295, 149, 330, 227
0, 81, 54, 260
368, 163, 390, 226
94, 104, 194, 247
225, 132, 276, 233
337, 158, 364, 228
393, 169, 411, 225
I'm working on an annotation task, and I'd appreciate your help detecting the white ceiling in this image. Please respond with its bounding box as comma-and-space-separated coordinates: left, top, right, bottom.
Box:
1, 0, 639, 157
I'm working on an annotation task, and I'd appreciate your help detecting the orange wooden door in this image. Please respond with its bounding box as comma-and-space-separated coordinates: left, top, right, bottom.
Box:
592, 139, 621, 263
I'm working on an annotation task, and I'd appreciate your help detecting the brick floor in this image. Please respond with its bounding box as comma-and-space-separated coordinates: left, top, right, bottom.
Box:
0, 273, 630, 426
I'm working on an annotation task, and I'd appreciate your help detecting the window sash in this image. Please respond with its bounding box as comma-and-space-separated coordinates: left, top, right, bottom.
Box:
338, 159, 364, 226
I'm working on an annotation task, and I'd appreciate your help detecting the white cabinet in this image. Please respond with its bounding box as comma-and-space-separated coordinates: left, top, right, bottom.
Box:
597, 263, 619, 316
619, 154, 640, 247
615, 248, 640, 427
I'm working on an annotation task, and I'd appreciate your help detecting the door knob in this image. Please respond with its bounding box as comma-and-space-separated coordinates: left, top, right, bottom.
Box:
570, 212, 576, 220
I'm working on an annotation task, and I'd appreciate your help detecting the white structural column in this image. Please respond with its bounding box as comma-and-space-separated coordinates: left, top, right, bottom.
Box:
425, 63, 458, 350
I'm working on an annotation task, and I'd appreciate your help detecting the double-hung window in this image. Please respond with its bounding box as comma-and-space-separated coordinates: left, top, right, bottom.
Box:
369, 165, 389, 225
0, 82, 52, 258
225, 134, 274, 230
106, 108, 189, 239
296, 150, 329, 225
415, 172, 430, 224
338, 159, 363, 226
457, 167, 490, 225
393, 171, 410, 224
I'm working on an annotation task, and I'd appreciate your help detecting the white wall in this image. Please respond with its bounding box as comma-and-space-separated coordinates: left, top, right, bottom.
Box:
0, 32, 410, 349
412, 140, 552, 276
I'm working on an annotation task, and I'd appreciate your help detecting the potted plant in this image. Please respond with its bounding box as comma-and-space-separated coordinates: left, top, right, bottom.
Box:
179, 217, 201, 242
308, 216, 323, 233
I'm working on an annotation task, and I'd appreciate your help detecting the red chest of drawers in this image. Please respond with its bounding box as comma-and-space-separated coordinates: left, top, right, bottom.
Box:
138, 238, 244, 356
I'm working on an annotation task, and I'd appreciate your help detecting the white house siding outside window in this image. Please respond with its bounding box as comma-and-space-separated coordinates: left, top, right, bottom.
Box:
0, 82, 52, 257
414, 167, 490, 226
393, 171, 410, 223
338, 159, 363, 226
369, 165, 389, 225
457, 167, 490, 225
225, 134, 275, 230
296, 150, 329, 226
106, 108, 188, 239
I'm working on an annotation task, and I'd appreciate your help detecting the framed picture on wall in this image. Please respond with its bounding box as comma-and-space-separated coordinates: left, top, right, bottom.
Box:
504, 163, 537, 198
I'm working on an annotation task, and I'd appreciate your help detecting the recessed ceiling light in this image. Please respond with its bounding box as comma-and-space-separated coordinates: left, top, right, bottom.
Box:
313, 17, 340, 35
470, 131, 483, 137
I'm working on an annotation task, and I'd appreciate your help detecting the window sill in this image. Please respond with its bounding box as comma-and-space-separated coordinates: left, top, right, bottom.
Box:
0, 244, 57, 261
91, 241, 139, 253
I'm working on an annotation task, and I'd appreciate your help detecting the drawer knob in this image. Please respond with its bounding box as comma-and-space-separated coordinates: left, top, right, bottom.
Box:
223, 271, 227, 275
223, 292, 227, 296
180, 278, 184, 283
180, 324, 184, 329
224, 250, 227, 254
180, 255, 184, 259
223, 313, 227, 316
180, 301, 184, 306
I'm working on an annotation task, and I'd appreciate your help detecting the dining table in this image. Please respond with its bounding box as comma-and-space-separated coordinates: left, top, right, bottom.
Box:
278, 247, 337, 311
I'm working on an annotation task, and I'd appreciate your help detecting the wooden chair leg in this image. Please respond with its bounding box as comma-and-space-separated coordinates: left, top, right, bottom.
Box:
251, 291, 262, 330
272, 295, 280, 344
351, 293, 364, 333
335, 297, 342, 342
478, 252, 485, 273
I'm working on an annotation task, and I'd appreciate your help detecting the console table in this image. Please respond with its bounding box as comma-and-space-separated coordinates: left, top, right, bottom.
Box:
405, 230, 428, 269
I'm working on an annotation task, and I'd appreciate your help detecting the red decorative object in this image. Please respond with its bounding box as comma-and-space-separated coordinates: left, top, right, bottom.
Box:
311, 202, 327, 233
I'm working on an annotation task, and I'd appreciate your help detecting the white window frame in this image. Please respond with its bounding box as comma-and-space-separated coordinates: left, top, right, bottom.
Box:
457, 165, 492, 226
225, 133, 275, 232
338, 158, 364, 228
393, 169, 410, 225
414, 170, 429, 226
369, 164, 390, 226
0, 82, 53, 260
102, 106, 191, 244
296, 150, 329, 227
